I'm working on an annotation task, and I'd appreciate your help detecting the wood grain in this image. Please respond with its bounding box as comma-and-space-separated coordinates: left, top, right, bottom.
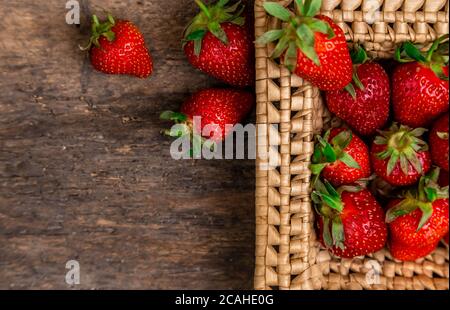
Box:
0, 0, 255, 289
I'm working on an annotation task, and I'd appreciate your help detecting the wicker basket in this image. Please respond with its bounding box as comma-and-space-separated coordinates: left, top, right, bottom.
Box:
254, 0, 449, 290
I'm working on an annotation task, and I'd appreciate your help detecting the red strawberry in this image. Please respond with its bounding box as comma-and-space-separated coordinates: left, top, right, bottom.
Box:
160, 88, 253, 142
325, 47, 390, 136
386, 169, 449, 261
392, 36, 449, 127
257, 0, 352, 91
443, 232, 449, 246
389, 240, 438, 261
313, 181, 387, 258
183, 0, 254, 87
371, 123, 431, 186
311, 128, 371, 186
85, 14, 153, 78
430, 112, 449, 171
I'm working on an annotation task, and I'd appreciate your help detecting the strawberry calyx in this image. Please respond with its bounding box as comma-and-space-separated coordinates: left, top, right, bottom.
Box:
312, 180, 363, 250
183, 0, 246, 56
80, 14, 116, 51
311, 129, 361, 176
159, 111, 215, 156
374, 123, 429, 176
255, 0, 335, 70
344, 45, 368, 99
394, 34, 449, 81
386, 168, 449, 231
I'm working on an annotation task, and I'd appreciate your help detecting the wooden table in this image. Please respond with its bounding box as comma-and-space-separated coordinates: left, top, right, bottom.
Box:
0, 0, 254, 289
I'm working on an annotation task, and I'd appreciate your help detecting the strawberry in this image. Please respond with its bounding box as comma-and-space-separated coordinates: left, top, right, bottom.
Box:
83, 14, 153, 78
392, 35, 449, 127
256, 0, 352, 91
312, 180, 387, 258
311, 128, 371, 186
183, 0, 254, 87
325, 47, 390, 136
430, 112, 449, 172
389, 240, 439, 261
386, 169, 449, 261
371, 123, 431, 186
160, 88, 253, 143
443, 232, 449, 246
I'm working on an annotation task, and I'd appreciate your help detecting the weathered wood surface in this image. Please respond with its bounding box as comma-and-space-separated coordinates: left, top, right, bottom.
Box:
0, 0, 255, 289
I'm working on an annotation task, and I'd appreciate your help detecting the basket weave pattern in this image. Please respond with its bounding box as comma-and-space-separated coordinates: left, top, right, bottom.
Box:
254, 0, 449, 290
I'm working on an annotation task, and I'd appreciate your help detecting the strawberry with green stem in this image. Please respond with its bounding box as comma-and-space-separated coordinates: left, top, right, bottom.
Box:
325, 46, 390, 136
392, 35, 449, 127
160, 88, 254, 155
312, 180, 387, 258
311, 128, 371, 186
183, 0, 254, 87
387, 168, 449, 261
371, 123, 431, 187
256, 0, 352, 91
83, 14, 153, 78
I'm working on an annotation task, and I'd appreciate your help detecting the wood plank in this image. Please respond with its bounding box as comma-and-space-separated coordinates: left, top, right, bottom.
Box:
0, 0, 255, 289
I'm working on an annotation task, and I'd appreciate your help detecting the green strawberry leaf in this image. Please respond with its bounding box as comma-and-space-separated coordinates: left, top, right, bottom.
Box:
218, 0, 230, 7
324, 180, 340, 200
374, 136, 387, 145
409, 127, 428, 137
405, 150, 422, 174
298, 39, 320, 66
352, 71, 365, 90
294, 0, 305, 16
417, 203, 433, 231
350, 45, 368, 64
385, 199, 417, 223
185, 29, 207, 41
322, 141, 337, 163
386, 151, 399, 176
314, 178, 328, 194
208, 21, 228, 44
263, 2, 291, 22
331, 217, 345, 249
317, 193, 342, 212
296, 23, 315, 46
307, 19, 328, 35
194, 38, 203, 56
339, 152, 361, 169
426, 34, 449, 62
331, 130, 352, 150
255, 29, 285, 45
403, 41, 427, 63
399, 153, 409, 176
424, 187, 438, 202
271, 35, 290, 59
303, 0, 322, 17
160, 111, 188, 122
430, 63, 449, 81
284, 41, 298, 72
311, 163, 327, 175
344, 83, 357, 100
322, 217, 333, 248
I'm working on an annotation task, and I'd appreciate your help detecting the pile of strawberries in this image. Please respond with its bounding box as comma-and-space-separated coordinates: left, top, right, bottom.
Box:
82, 0, 448, 261
83, 1, 257, 143
259, 0, 449, 261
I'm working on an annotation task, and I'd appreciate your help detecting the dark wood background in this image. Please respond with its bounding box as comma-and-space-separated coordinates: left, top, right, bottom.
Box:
0, 0, 255, 289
